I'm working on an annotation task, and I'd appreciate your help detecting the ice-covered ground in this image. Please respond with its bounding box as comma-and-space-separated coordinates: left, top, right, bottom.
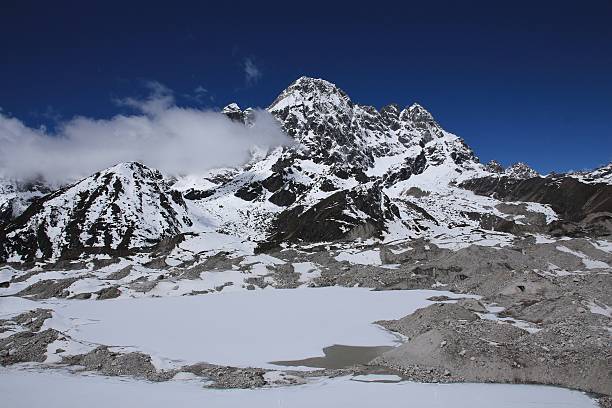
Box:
31, 287, 465, 369
0, 368, 597, 408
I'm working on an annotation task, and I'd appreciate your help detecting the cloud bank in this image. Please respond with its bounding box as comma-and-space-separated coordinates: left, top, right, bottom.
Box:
0, 84, 293, 183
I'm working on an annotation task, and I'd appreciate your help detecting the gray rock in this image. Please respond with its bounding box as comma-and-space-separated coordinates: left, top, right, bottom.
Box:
456, 298, 487, 313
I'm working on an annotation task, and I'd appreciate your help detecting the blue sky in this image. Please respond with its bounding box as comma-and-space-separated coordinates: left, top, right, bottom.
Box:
1, 0, 611, 173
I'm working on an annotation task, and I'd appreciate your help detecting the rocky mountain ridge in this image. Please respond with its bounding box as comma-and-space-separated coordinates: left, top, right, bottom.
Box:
0, 77, 610, 264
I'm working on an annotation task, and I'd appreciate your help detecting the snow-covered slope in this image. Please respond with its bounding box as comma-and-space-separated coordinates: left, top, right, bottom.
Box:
0, 162, 192, 262
569, 163, 612, 185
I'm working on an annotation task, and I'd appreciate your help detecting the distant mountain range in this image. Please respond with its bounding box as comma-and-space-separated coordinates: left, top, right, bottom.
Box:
1, 77, 611, 264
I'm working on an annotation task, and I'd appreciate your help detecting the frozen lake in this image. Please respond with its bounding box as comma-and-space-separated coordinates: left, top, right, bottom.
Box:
42, 287, 463, 368
1, 287, 599, 407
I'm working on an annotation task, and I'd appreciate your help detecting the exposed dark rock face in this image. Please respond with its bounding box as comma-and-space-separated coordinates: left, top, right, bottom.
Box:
260, 183, 399, 250
97, 286, 121, 300
0, 329, 60, 365
17, 278, 78, 299
319, 179, 338, 192
269, 188, 297, 207
262, 173, 284, 193
183, 188, 216, 200
462, 211, 525, 234
0, 199, 14, 227
383, 151, 427, 186
63, 347, 164, 380
234, 182, 263, 201
460, 175, 612, 236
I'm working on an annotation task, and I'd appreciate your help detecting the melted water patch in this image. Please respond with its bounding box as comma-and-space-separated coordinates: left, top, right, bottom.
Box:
270, 344, 393, 369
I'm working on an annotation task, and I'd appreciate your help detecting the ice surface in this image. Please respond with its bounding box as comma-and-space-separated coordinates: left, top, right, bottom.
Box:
0, 369, 597, 408
41, 288, 452, 368
334, 249, 382, 265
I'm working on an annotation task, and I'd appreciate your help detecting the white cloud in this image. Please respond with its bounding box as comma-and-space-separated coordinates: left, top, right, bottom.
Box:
0, 84, 293, 183
244, 58, 262, 85
114, 80, 175, 115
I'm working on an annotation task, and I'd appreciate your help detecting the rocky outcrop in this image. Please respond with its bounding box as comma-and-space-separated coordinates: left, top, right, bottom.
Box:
260, 182, 399, 250
460, 175, 612, 236
374, 302, 611, 396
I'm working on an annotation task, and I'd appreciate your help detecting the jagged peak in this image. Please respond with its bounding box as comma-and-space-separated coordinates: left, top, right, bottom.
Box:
408, 102, 427, 111
567, 162, 612, 185
269, 76, 352, 112
396, 102, 444, 144
222, 103, 247, 123
381, 103, 401, 112
505, 162, 539, 179
222, 103, 241, 113
405, 103, 435, 122
484, 160, 504, 174
290, 76, 341, 90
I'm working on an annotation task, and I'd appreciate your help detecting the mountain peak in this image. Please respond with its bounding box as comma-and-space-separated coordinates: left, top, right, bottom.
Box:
505, 162, 539, 179
291, 76, 339, 89
222, 103, 248, 123
269, 77, 352, 112
408, 102, 427, 111
484, 160, 504, 173
222, 103, 241, 113
107, 161, 147, 170
102, 161, 159, 179
406, 102, 435, 122
568, 162, 612, 185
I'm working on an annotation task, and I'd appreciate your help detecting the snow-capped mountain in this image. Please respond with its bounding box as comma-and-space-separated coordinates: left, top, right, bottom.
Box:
569, 163, 612, 185
504, 162, 539, 179
0, 162, 191, 262
1, 77, 610, 264
266, 76, 477, 175
0, 174, 51, 227
178, 77, 493, 250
